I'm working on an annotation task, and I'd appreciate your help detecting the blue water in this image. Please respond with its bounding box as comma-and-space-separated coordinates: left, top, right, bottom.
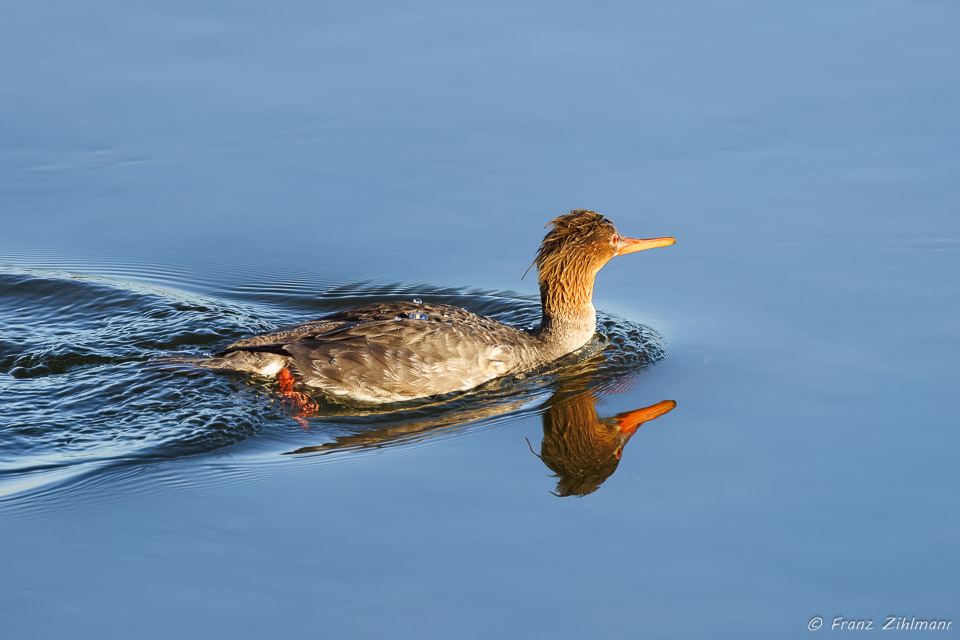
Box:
2, 1, 958, 638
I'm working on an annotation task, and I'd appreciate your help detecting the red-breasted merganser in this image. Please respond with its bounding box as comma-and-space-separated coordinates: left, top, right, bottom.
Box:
205, 210, 674, 403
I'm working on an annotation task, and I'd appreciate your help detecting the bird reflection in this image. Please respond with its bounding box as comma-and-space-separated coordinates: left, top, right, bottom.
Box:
535, 391, 675, 496
284, 373, 675, 496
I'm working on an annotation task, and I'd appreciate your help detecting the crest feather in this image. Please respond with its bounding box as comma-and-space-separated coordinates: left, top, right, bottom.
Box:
523, 210, 616, 280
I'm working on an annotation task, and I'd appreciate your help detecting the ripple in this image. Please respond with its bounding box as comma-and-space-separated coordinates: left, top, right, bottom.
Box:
0, 259, 669, 512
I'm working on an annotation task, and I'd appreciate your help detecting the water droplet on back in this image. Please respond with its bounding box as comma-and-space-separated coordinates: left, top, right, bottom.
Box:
413, 298, 422, 304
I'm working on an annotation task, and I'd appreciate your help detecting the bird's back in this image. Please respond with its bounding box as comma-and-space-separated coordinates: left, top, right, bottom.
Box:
217, 302, 541, 403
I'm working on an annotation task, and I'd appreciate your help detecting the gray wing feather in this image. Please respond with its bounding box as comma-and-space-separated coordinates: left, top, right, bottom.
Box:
219, 302, 538, 402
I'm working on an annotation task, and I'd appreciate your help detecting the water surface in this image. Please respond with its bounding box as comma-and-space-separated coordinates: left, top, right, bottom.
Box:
2, 1, 958, 638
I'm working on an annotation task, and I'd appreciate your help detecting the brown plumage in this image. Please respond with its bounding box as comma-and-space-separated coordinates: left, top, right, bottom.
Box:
196, 210, 674, 404
529, 209, 617, 310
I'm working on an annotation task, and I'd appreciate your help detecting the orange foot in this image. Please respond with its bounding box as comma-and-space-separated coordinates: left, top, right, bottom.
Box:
276, 368, 319, 429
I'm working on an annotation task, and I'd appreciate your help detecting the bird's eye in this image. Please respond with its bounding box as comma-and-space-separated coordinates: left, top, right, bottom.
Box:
611, 233, 619, 246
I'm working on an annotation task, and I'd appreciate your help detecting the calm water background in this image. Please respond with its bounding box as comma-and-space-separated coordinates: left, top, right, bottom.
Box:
2, 1, 958, 638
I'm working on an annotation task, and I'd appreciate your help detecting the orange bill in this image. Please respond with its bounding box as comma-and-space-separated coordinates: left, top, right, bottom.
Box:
614, 236, 676, 257
612, 399, 677, 436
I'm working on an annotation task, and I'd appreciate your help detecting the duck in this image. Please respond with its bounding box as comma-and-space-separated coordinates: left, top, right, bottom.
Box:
201, 209, 674, 404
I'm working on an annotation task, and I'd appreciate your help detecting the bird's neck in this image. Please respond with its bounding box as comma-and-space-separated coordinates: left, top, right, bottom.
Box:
534, 271, 598, 358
